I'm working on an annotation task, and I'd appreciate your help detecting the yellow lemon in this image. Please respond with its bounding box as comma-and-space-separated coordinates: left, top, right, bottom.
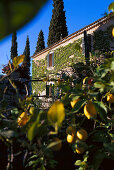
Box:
71, 99, 80, 108
112, 28, 114, 37
51, 137, 62, 151
76, 147, 85, 154
17, 112, 29, 126
84, 101, 97, 119
67, 134, 75, 144
76, 129, 88, 141
107, 94, 114, 103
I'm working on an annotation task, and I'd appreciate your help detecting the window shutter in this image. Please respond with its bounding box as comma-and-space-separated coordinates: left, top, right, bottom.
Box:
46, 85, 49, 96
49, 54, 52, 67
47, 54, 49, 67
52, 53, 54, 67
82, 37, 85, 54
87, 34, 92, 52
52, 84, 54, 96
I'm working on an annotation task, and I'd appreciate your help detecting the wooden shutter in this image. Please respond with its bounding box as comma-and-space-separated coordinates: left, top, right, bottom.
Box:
49, 54, 52, 67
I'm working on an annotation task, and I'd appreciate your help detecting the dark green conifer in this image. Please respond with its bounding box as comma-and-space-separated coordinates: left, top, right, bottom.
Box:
47, 0, 68, 46
11, 31, 18, 60
35, 30, 45, 54
23, 36, 30, 80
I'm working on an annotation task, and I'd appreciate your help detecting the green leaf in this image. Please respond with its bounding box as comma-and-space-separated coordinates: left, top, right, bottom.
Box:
108, 2, 114, 12
27, 111, 47, 141
27, 121, 38, 141
0, 0, 47, 39
13, 55, 25, 67
75, 160, 82, 166
94, 82, 105, 89
47, 140, 61, 150
111, 61, 114, 71
94, 101, 108, 122
37, 165, 45, 170
91, 130, 109, 143
79, 167, 84, 170
103, 143, 114, 157
73, 99, 86, 113
72, 96, 80, 100
92, 150, 106, 169
9, 79, 17, 89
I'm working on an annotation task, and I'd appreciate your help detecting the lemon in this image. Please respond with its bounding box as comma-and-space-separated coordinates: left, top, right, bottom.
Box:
84, 101, 97, 119
76, 147, 85, 154
17, 112, 29, 126
76, 129, 88, 141
107, 94, 114, 103
67, 134, 75, 144
112, 28, 114, 37
71, 99, 80, 108
48, 101, 65, 127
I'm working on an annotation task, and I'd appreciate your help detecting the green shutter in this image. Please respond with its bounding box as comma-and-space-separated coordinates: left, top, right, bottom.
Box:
46, 85, 49, 96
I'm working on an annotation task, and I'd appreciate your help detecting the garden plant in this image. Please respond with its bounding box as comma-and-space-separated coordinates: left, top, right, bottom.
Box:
0, 2, 114, 170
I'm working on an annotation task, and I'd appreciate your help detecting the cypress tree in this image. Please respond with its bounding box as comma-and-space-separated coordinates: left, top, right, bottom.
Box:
47, 0, 68, 46
23, 36, 30, 80
11, 31, 18, 60
35, 30, 45, 54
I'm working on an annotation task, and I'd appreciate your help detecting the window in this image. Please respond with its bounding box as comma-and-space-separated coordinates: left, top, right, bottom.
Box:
49, 53, 52, 67
47, 53, 54, 68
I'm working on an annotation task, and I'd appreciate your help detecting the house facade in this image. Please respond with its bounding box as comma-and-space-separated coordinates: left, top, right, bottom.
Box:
32, 14, 114, 104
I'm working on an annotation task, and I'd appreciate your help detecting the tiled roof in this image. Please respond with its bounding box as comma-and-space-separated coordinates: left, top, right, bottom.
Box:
32, 14, 113, 59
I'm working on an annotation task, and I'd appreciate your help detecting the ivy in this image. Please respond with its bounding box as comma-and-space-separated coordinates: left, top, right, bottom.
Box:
93, 24, 114, 52
32, 39, 85, 94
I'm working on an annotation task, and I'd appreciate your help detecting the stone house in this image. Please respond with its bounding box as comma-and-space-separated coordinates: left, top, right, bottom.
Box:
32, 14, 114, 107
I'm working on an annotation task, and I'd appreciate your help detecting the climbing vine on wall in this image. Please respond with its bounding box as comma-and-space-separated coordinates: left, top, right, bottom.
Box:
93, 24, 114, 52
32, 39, 85, 94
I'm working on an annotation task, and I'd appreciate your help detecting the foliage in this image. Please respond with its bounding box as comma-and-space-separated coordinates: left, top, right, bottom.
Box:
35, 30, 45, 54
108, 2, 114, 12
0, 2, 114, 170
32, 39, 83, 94
0, 0, 48, 39
10, 31, 18, 61
47, 0, 68, 46
13, 55, 25, 68
1, 47, 114, 169
22, 36, 31, 80
93, 25, 114, 52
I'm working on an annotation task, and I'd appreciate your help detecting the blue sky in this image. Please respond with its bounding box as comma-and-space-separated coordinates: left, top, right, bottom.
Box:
0, 0, 113, 74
